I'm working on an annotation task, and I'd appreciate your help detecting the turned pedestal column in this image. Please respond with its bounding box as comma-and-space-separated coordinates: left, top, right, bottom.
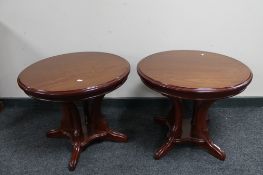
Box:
47, 95, 127, 170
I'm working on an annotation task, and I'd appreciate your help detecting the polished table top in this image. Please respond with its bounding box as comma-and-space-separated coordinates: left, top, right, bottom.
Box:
138, 50, 252, 99
18, 52, 130, 100
138, 50, 252, 89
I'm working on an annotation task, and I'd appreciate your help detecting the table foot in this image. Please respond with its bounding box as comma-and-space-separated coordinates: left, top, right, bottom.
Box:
46, 129, 68, 138
154, 98, 183, 159
154, 138, 176, 159
68, 144, 81, 171
155, 98, 225, 161
201, 140, 226, 160
106, 130, 128, 142
46, 102, 84, 171
191, 100, 225, 160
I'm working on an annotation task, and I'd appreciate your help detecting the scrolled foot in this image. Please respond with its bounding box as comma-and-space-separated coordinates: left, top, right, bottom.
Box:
154, 138, 176, 160
106, 130, 128, 142
46, 129, 67, 138
68, 144, 81, 171
202, 140, 226, 160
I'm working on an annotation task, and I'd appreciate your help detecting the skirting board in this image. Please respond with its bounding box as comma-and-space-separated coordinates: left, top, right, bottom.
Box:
0, 97, 263, 110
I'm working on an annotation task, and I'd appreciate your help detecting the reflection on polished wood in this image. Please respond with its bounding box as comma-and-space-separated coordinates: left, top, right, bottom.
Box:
138, 50, 252, 160
18, 52, 130, 171
138, 50, 251, 90
18, 52, 130, 101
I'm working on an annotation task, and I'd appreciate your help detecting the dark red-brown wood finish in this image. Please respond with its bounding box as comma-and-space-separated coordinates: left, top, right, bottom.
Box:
47, 95, 128, 170
18, 52, 130, 101
17, 52, 130, 171
137, 50, 252, 161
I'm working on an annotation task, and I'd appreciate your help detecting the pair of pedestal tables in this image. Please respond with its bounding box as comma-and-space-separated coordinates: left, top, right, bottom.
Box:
17, 51, 252, 171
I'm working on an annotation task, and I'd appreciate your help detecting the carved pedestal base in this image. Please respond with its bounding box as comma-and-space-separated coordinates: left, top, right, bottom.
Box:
47, 95, 127, 171
154, 98, 225, 161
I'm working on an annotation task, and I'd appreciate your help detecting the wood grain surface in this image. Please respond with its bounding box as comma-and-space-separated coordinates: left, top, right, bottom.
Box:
18, 52, 130, 100
138, 50, 252, 90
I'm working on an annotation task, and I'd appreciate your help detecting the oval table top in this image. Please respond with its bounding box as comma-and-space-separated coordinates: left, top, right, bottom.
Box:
138, 50, 252, 99
18, 52, 130, 101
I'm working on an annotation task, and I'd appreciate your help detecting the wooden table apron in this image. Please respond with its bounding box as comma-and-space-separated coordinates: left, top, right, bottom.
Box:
137, 50, 253, 161
17, 52, 130, 171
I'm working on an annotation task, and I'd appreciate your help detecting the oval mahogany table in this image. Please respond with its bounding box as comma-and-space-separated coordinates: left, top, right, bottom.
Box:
18, 52, 130, 171
137, 50, 252, 160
